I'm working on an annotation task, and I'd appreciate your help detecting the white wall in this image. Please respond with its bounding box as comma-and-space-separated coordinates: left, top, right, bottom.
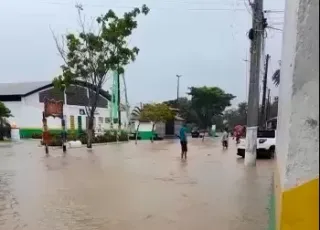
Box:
3, 101, 22, 126
155, 122, 165, 137
277, 0, 319, 189
3, 86, 129, 131
134, 121, 153, 132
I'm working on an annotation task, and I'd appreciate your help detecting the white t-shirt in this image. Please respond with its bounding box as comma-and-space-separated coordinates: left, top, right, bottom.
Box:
222, 131, 229, 141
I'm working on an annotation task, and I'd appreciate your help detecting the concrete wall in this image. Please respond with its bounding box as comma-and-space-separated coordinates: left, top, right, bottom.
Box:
273, 0, 319, 229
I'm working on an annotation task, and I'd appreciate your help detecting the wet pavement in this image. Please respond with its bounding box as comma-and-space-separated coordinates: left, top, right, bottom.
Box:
0, 138, 274, 230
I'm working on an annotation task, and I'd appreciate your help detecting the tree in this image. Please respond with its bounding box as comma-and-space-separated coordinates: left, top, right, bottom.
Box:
52, 4, 149, 148
164, 97, 198, 124
272, 69, 280, 86
237, 102, 248, 125
139, 103, 174, 142
223, 102, 248, 130
211, 114, 224, 131
0, 102, 12, 140
188, 86, 235, 130
268, 96, 279, 119
129, 105, 142, 144
223, 99, 279, 130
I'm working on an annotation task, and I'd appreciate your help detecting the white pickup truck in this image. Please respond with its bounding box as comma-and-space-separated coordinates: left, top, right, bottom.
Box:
237, 129, 276, 159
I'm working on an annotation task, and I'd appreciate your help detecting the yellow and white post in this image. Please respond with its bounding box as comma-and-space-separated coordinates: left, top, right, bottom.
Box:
273, 0, 319, 229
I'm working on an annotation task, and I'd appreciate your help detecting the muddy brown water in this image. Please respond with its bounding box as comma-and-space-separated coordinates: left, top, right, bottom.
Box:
0, 139, 273, 230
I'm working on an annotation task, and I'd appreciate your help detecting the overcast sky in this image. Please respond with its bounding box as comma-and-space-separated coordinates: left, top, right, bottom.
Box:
0, 0, 285, 107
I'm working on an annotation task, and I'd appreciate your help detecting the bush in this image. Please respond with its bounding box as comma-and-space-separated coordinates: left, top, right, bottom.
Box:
38, 129, 128, 146
119, 130, 129, 141
0, 120, 11, 140
104, 129, 128, 142
31, 133, 42, 139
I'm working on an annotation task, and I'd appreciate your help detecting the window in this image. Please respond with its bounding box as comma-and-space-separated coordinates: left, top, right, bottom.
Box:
98, 117, 103, 124
105, 117, 111, 123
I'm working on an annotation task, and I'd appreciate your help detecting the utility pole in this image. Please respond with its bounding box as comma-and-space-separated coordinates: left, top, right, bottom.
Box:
245, 0, 264, 167
242, 51, 249, 99
117, 71, 121, 131
176, 75, 181, 101
260, 54, 270, 127
266, 88, 271, 121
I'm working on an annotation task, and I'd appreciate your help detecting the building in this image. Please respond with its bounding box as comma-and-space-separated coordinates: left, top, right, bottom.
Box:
0, 81, 128, 138
271, 0, 319, 229
129, 105, 184, 140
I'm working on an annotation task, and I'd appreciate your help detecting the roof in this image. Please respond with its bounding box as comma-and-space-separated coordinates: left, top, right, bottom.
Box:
174, 115, 184, 121
0, 81, 111, 100
0, 81, 51, 96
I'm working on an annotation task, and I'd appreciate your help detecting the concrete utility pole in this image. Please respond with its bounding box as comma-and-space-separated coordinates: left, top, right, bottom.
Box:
242, 51, 249, 99
244, 0, 264, 166
176, 75, 182, 101
266, 88, 271, 121
117, 71, 121, 131
260, 54, 270, 127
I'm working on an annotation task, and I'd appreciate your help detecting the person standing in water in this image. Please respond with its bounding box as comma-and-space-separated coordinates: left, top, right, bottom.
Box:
221, 128, 229, 149
179, 123, 188, 159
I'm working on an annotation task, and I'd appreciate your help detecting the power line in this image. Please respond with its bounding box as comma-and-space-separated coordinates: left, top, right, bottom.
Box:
230, 0, 241, 41
39, 0, 245, 6
267, 26, 283, 31
264, 10, 284, 13
35, 0, 284, 12
243, 0, 253, 16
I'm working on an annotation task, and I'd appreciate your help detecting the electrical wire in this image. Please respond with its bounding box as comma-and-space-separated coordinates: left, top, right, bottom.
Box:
243, 0, 253, 16
267, 26, 283, 31
39, 0, 246, 6
230, 0, 241, 41
264, 10, 284, 13
34, 0, 284, 12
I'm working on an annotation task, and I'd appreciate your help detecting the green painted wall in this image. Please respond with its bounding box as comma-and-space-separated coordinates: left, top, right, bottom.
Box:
268, 193, 276, 230
20, 128, 153, 140
19, 128, 78, 138
137, 131, 154, 140
268, 176, 276, 230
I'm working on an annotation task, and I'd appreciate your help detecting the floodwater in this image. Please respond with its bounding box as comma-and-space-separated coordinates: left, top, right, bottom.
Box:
0, 138, 274, 230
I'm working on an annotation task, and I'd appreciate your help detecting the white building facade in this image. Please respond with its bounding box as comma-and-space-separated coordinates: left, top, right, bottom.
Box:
0, 81, 128, 138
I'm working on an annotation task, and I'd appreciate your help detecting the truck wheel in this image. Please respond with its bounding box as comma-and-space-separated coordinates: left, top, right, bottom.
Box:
268, 146, 275, 159
237, 149, 245, 158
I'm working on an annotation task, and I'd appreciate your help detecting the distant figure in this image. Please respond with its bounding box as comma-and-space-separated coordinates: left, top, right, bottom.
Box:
179, 123, 188, 160
233, 125, 244, 144
221, 128, 229, 149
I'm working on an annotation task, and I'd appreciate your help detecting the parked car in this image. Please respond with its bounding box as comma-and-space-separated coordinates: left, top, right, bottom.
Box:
237, 129, 276, 159
191, 129, 200, 138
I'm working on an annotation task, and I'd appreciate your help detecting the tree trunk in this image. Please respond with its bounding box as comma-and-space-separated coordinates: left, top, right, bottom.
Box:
0, 118, 4, 141
135, 122, 140, 145
151, 122, 155, 143
87, 116, 94, 148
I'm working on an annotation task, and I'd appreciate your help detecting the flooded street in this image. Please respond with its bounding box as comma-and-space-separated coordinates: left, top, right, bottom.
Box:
0, 138, 273, 230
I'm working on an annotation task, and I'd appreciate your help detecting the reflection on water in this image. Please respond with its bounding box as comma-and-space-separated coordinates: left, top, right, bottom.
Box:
0, 140, 273, 230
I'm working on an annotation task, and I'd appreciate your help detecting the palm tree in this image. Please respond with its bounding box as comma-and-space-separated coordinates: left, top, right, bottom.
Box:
129, 105, 142, 144
272, 69, 280, 87
0, 102, 12, 140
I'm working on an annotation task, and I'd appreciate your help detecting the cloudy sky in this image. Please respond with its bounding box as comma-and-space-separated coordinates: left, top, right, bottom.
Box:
0, 0, 285, 107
